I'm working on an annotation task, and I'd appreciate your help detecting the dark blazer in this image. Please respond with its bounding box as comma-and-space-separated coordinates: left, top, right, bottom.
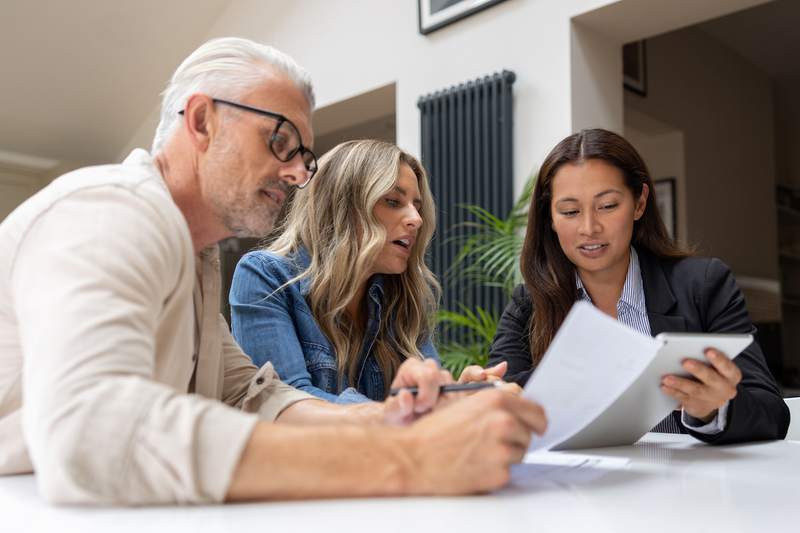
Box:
489, 247, 789, 444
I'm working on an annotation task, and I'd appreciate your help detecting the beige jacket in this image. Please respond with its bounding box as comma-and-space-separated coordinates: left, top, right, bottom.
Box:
0, 150, 311, 504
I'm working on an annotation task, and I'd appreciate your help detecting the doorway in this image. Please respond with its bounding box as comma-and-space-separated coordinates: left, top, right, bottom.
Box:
571, 0, 799, 389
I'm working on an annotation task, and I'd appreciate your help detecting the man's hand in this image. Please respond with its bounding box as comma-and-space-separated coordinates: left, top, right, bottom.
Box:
383, 358, 454, 425
400, 389, 547, 494
660, 348, 741, 422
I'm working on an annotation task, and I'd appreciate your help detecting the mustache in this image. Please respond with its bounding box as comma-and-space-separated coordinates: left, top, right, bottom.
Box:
261, 180, 291, 195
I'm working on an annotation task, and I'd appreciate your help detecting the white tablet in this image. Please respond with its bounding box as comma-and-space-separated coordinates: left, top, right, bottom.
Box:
552, 332, 753, 451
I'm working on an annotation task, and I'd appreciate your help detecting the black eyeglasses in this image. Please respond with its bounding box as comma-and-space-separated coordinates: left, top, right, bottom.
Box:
180, 98, 318, 188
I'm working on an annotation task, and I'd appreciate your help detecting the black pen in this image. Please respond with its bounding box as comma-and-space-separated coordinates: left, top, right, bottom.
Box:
389, 381, 504, 396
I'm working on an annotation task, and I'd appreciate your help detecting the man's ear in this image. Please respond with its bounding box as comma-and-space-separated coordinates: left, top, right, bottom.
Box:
634, 183, 649, 221
183, 94, 215, 153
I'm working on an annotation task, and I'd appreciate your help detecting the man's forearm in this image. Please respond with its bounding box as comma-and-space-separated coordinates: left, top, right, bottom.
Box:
226, 421, 412, 501
275, 398, 386, 425
228, 388, 549, 501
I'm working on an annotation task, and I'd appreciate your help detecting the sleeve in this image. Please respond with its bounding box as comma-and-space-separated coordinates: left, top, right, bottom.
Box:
680, 258, 789, 444
488, 284, 535, 386
218, 314, 314, 420
229, 253, 360, 404
13, 186, 259, 505
681, 402, 729, 434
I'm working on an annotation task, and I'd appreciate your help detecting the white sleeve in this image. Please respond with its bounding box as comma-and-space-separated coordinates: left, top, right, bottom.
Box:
681, 401, 730, 434
13, 186, 257, 505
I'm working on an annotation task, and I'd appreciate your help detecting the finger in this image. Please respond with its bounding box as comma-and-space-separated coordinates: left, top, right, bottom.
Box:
485, 410, 532, 450
660, 384, 689, 402
705, 349, 743, 385
484, 361, 508, 379
506, 442, 530, 465
490, 391, 548, 435
389, 358, 419, 388
457, 365, 486, 384
662, 375, 704, 399
683, 357, 738, 403
413, 361, 444, 412
497, 382, 523, 395
681, 358, 727, 389
384, 390, 415, 425
500, 420, 535, 450
399, 389, 414, 415
440, 369, 456, 385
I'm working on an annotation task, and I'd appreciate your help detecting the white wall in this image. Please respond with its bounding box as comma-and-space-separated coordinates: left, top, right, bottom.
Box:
0, 168, 41, 221
120, 0, 774, 206
0, 161, 85, 221
570, 21, 623, 134
624, 26, 778, 279
123, 0, 616, 198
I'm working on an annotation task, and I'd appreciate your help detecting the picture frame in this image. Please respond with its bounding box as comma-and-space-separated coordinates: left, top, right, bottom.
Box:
623, 40, 647, 97
418, 0, 508, 35
654, 177, 677, 239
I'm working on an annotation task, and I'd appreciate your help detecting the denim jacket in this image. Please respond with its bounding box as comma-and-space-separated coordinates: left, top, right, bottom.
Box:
229, 248, 439, 403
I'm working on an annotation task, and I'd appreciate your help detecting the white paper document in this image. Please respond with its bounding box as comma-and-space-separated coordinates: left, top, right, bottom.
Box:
522, 301, 661, 451
506, 451, 630, 489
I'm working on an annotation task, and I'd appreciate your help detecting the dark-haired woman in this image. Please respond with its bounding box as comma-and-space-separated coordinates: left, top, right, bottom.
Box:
489, 128, 788, 444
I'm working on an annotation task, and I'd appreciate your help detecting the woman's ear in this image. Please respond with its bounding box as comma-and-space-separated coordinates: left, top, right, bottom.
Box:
634, 183, 649, 221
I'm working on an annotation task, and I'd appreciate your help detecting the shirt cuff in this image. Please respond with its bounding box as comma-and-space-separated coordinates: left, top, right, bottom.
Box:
241, 363, 315, 421
681, 401, 729, 434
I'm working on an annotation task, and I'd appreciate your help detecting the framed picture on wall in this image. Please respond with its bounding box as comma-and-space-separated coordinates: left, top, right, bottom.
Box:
654, 177, 677, 239
418, 0, 508, 35
623, 40, 647, 97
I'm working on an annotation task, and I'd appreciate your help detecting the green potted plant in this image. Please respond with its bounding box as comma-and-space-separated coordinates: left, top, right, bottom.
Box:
436, 175, 535, 377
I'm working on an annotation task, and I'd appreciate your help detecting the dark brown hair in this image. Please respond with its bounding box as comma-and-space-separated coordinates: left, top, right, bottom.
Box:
521, 128, 690, 364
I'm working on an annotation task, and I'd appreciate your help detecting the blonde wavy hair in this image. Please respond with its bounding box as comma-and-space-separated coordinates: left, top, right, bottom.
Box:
269, 139, 440, 392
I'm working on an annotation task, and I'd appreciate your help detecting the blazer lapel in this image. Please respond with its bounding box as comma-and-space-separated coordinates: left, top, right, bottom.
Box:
638, 247, 687, 335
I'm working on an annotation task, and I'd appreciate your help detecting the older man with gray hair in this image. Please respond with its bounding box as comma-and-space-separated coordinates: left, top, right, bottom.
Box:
0, 37, 546, 505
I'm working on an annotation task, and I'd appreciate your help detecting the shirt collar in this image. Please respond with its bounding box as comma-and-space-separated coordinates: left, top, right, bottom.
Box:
575, 247, 646, 314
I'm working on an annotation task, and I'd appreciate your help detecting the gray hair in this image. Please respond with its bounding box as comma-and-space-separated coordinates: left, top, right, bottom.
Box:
151, 37, 315, 153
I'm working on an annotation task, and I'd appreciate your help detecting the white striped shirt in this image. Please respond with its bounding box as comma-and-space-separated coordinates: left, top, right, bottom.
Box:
576, 248, 651, 336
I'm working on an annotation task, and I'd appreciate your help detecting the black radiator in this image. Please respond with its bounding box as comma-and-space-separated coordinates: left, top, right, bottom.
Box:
418, 70, 515, 342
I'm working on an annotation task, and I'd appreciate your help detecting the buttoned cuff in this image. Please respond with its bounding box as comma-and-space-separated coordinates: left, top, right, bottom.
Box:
681, 401, 729, 434
241, 362, 315, 421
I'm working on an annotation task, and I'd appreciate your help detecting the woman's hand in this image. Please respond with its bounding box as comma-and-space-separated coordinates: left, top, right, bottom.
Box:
458, 361, 522, 395
660, 348, 742, 422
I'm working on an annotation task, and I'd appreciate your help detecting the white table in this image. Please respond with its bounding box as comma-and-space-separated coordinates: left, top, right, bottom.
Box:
2, 434, 799, 533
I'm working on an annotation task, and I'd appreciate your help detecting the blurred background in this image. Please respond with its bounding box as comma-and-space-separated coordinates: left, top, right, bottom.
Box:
2, 0, 797, 391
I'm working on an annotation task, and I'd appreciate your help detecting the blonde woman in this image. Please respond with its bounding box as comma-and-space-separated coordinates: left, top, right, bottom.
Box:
230, 140, 442, 403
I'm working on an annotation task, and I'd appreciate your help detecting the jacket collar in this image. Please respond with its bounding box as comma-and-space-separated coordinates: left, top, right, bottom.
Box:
636, 246, 687, 335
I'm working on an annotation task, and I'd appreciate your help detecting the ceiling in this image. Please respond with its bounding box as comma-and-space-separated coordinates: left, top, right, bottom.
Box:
0, 0, 229, 168
1, 0, 797, 175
